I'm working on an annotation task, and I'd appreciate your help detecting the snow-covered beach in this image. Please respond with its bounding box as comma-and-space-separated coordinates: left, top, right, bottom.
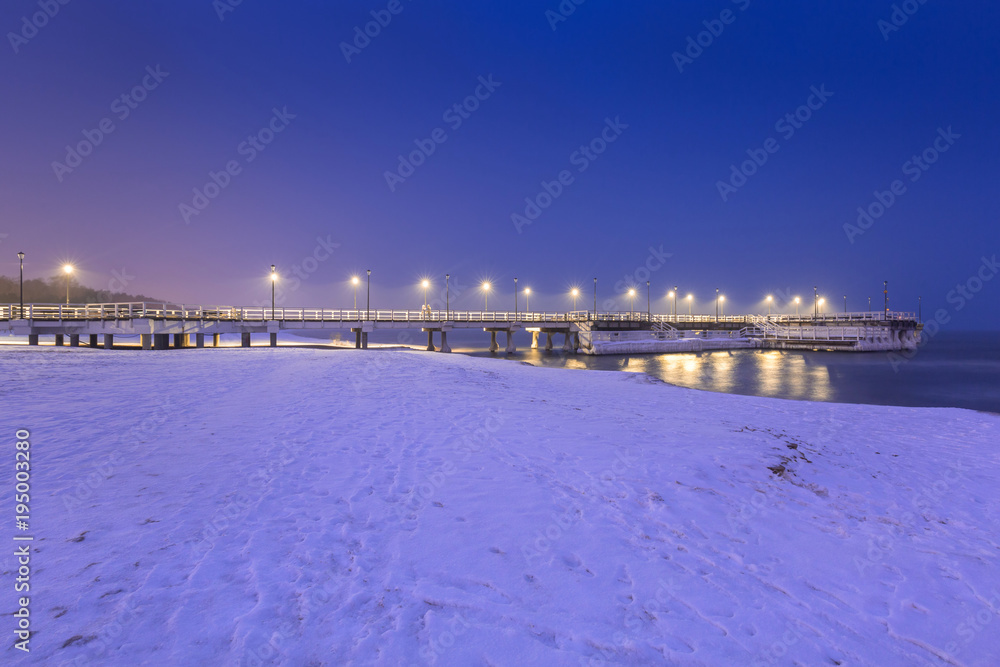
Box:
3, 346, 999, 666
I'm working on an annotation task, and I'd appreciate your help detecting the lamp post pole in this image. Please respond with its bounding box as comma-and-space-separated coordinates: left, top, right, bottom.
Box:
18, 252, 24, 319
813, 286, 818, 320
270, 264, 276, 316
593, 278, 597, 318
445, 274, 450, 320
514, 277, 518, 319
366, 269, 371, 321
63, 265, 73, 305
673, 286, 678, 321
646, 280, 650, 321
843, 295, 847, 314
918, 295, 922, 321
883, 280, 888, 319
687, 295, 692, 316
715, 288, 719, 322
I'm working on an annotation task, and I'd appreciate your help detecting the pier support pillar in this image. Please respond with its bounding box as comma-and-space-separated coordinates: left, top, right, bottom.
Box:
54, 334, 64, 346
572, 332, 580, 353
173, 334, 188, 349
270, 333, 277, 347
213, 334, 220, 347
69, 334, 79, 347
489, 331, 499, 352
440, 331, 451, 353
531, 331, 539, 349
241, 333, 251, 348
103, 334, 114, 349
505, 330, 517, 354
154, 334, 170, 350
426, 331, 436, 352
28, 334, 38, 346
545, 333, 553, 351
196, 334, 205, 348
361, 332, 368, 349
562, 333, 573, 352
89, 334, 98, 347
354, 329, 362, 349
141, 334, 152, 350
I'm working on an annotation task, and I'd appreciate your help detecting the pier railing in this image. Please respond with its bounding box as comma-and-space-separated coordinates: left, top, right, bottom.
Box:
0, 303, 918, 325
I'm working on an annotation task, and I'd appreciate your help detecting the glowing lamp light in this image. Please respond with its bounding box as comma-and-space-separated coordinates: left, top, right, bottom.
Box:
421, 280, 429, 288
63, 264, 74, 274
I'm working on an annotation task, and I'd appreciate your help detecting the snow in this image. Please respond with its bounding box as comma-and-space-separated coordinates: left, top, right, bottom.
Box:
2, 345, 999, 666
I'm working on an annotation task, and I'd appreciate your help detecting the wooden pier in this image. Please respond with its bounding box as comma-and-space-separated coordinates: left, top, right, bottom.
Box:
0, 303, 922, 354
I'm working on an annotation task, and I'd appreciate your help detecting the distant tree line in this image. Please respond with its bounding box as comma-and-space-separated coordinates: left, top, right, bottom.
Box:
0, 275, 162, 305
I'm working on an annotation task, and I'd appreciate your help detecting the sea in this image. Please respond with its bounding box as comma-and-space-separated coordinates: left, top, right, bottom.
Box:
358, 329, 1000, 414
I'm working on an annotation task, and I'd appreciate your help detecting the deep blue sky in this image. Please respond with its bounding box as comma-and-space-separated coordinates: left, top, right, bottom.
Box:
2, 1, 998, 326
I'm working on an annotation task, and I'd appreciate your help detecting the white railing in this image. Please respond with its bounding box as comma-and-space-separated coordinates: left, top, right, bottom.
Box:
0, 302, 920, 326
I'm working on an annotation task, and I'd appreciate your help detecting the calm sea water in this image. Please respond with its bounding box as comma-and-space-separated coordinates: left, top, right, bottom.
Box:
431, 330, 1000, 413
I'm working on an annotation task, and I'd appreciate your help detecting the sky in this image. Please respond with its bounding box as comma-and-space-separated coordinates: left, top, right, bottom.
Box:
1, 0, 998, 327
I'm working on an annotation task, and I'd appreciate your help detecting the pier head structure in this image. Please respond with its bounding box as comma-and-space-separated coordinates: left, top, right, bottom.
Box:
1, 303, 921, 354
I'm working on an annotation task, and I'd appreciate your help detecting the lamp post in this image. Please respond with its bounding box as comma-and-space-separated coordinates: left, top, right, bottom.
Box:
351, 276, 359, 311
366, 269, 371, 321
918, 295, 922, 321
421, 279, 430, 308
62, 264, 74, 305
818, 298, 825, 315
482, 282, 490, 311
686, 293, 692, 316
571, 287, 579, 313
715, 287, 719, 322
17, 252, 24, 319
843, 295, 847, 314
883, 280, 888, 319
593, 278, 597, 317
673, 285, 678, 321
628, 288, 636, 318
270, 264, 276, 316
646, 280, 650, 321
794, 296, 800, 317
813, 286, 818, 320
720, 294, 725, 318
446, 274, 450, 320
524, 287, 531, 314
868, 296, 871, 313
514, 277, 518, 319
766, 295, 773, 317
667, 290, 675, 320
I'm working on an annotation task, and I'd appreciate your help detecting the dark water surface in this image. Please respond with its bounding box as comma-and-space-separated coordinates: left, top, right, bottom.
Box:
452, 331, 999, 413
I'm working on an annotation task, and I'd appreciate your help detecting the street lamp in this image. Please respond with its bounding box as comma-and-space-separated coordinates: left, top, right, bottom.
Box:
918, 296, 922, 321
514, 277, 518, 318
794, 296, 800, 317
715, 287, 719, 322
813, 286, 818, 320
883, 280, 888, 319
673, 285, 678, 321
766, 295, 773, 316
17, 252, 24, 319
686, 293, 693, 316
868, 296, 871, 313
270, 264, 277, 316
63, 264, 74, 305
446, 274, 450, 319
351, 276, 360, 311
719, 294, 726, 318
818, 297, 825, 315
366, 269, 371, 321
571, 287, 579, 312
524, 287, 531, 314
646, 280, 650, 320
421, 279, 430, 308
627, 288, 636, 318
482, 282, 491, 311
593, 278, 597, 317
843, 295, 847, 314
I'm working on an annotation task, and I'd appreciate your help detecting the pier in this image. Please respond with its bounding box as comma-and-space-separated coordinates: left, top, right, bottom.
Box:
1, 303, 922, 354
